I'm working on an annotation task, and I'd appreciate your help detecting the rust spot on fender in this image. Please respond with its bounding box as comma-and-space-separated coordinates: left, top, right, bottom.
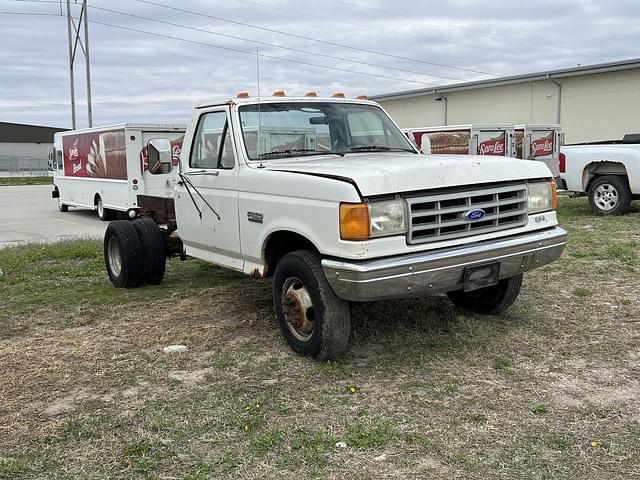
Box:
250, 268, 263, 279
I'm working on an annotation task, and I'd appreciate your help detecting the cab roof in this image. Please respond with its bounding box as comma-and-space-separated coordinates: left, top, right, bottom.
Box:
196, 95, 377, 109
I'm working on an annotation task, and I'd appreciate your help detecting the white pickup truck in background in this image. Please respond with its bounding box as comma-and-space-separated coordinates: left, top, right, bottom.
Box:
559, 133, 640, 214
102, 93, 567, 359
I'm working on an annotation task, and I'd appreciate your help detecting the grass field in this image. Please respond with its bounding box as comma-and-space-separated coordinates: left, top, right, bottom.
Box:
1, 197, 639, 479
0, 176, 53, 186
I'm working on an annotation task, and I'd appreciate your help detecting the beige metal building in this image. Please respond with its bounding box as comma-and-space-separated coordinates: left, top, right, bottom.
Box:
372, 58, 640, 144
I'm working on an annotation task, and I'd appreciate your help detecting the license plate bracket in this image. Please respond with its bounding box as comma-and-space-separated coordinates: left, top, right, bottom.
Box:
463, 262, 501, 292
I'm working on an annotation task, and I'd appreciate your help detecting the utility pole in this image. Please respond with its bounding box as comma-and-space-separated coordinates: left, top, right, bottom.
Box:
66, 0, 93, 128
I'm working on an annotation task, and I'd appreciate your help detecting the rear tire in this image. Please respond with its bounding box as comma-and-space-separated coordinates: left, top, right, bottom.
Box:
447, 274, 523, 315
132, 217, 166, 285
58, 202, 68, 212
273, 250, 350, 360
96, 195, 114, 221
587, 175, 631, 215
104, 220, 144, 288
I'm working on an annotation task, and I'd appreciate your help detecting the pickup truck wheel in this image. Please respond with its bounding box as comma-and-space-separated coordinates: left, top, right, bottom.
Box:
96, 196, 114, 221
273, 250, 351, 360
447, 274, 523, 315
132, 217, 166, 285
104, 220, 144, 288
588, 176, 631, 215
58, 200, 68, 212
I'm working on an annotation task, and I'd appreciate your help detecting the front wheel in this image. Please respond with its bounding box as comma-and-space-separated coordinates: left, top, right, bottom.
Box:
588, 175, 631, 215
447, 274, 523, 315
273, 250, 351, 360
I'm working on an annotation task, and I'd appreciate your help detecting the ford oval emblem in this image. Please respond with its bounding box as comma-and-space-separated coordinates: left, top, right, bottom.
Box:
465, 209, 486, 221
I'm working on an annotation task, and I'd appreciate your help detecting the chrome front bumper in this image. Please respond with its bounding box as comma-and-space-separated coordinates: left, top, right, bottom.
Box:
321, 227, 567, 302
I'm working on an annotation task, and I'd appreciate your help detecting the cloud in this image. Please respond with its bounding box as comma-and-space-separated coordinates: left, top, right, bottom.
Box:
0, 0, 638, 128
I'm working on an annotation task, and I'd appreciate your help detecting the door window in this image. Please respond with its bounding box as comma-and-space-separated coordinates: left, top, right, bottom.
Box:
190, 111, 235, 169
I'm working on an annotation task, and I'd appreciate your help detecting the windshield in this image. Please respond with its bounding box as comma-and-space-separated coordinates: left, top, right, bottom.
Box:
238, 101, 416, 160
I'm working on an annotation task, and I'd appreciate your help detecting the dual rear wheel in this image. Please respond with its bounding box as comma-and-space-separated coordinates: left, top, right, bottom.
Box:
104, 218, 166, 288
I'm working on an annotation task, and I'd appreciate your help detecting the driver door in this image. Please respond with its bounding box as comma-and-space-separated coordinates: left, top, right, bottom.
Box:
174, 108, 242, 270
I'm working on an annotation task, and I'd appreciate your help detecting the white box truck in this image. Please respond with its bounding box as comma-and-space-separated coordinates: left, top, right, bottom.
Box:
51, 124, 185, 220
403, 124, 516, 157
514, 124, 564, 177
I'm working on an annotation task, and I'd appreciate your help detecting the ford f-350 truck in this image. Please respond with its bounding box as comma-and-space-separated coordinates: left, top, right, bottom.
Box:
103, 93, 567, 359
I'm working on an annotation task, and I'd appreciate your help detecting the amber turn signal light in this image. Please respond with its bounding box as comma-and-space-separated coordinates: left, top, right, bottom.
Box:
340, 203, 370, 241
550, 179, 558, 210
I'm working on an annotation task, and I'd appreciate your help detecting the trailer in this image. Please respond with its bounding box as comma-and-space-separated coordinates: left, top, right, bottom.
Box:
514, 124, 564, 177
51, 123, 185, 220
403, 124, 516, 157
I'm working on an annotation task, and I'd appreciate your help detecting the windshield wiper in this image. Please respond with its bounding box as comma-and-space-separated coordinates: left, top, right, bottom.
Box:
259, 149, 344, 158
349, 145, 416, 153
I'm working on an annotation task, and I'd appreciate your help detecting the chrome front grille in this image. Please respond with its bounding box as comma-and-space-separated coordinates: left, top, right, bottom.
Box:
407, 183, 528, 244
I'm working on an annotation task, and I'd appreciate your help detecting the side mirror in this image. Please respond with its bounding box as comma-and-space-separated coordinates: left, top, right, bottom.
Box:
147, 138, 172, 174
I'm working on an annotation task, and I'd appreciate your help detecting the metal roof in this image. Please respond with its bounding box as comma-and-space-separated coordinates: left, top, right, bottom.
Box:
0, 122, 68, 144
370, 57, 640, 101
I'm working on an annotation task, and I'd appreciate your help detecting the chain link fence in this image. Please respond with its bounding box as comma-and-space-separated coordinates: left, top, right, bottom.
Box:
0, 154, 52, 177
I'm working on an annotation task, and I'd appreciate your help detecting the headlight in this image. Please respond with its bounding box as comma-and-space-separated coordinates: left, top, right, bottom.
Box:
369, 199, 407, 238
340, 199, 407, 240
527, 180, 557, 213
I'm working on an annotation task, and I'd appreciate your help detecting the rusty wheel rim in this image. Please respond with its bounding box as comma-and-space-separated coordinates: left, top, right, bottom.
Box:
281, 276, 315, 342
107, 236, 122, 277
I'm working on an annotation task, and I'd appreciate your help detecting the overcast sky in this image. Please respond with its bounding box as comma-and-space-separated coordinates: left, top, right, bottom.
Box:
1, 0, 639, 128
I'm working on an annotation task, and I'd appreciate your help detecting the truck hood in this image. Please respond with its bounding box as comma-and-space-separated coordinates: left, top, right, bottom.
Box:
264, 153, 552, 197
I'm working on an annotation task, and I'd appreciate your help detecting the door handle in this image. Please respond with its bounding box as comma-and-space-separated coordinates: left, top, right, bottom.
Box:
185, 170, 219, 176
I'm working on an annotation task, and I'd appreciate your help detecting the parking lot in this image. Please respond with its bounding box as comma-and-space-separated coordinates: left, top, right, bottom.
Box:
1, 195, 639, 479
0, 185, 105, 248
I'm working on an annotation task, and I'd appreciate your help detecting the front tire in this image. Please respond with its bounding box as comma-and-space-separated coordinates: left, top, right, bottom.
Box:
104, 220, 144, 288
132, 217, 166, 285
58, 201, 68, 212
447, 274, 523, 315
273, 250, 351, 360
587, 175, 631, 215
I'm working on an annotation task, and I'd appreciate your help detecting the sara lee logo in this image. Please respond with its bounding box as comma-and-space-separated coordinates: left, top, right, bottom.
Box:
478, 134, 505, 155
172, 144, 182, 163
68, 142, 79, 160
531, 134, 554, 157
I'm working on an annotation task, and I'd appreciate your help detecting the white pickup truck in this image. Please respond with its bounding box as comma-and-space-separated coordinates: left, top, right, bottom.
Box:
559, 133, 640, 214
103, 93, 567, 359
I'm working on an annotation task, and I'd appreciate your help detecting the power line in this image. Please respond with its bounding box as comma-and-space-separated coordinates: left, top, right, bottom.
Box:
0, 7, 447, 85
86, 18, 440, 86
326, 0, 618, 60
0, 10, 59, 15
88, 4, 466, 82
134, 0, 496, 77
231, 0, 521, 58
